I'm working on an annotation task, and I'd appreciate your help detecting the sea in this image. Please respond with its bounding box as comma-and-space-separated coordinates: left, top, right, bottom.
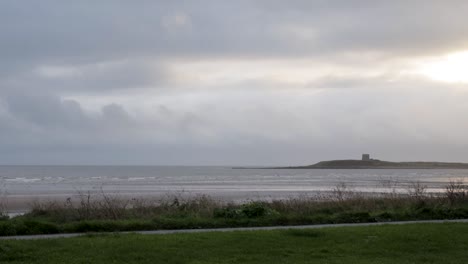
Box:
1, 165, 467, 214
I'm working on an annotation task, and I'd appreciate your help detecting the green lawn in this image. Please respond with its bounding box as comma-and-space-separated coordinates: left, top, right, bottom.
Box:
1, 223, 468, 263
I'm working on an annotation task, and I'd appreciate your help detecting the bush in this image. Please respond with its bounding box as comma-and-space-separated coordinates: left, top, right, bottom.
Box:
0, 222, 17, 236
241, 202, 269, 218
0, 220, 61, 236
333, 212, 376, 223
20, 220, 60, 235
374, 212, 393, 222
213, 207, 243, 219
214, 202, 279, 219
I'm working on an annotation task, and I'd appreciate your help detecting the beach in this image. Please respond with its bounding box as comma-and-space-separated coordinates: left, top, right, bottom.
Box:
2, 165, 466, 214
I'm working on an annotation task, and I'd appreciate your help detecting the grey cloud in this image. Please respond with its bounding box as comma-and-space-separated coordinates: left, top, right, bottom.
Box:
3, 0, 468, 99
304, 75, 427, 90
2, 0, 468, 92
258, 1, 468, 55
0, 59, 169, 97
3, 0, 468, 65
101, 103, 132, 125
39, 60, 167, 93
2, 1, 468, 165
5, 94, 87, 127
2, 83, 468, 165
0, 92, 211, 148
3, 94, 135, 136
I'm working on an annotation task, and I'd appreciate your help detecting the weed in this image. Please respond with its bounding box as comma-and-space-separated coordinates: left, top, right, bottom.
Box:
445, 179, 467, 205
0, 176, 7, 219
407, 181, 428, 201
331, 182, 349, 202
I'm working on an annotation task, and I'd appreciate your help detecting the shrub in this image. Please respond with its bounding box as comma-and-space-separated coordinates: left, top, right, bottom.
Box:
445, 179, 467, 205
333, 212, 376, 223
214, 202, 279, 219
407, 181, 427, 201
213, 207, 243, 219
374, 212, 393, 222
20, 220, 60, 235
0, 222, 17, 236
241, 202, 269, 218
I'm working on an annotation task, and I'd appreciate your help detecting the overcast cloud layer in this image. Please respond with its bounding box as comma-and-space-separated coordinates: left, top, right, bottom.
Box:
2, 1, 468, 165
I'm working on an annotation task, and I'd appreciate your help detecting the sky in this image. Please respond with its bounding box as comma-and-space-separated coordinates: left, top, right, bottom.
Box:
1, 1, 468, 165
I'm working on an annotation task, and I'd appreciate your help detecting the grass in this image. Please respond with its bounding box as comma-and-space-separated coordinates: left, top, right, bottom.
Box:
1, 223, 468, 263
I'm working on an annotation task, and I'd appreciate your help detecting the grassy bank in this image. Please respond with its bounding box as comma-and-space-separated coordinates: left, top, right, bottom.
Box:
1, 181, 468, 236
1, 223, 468, 263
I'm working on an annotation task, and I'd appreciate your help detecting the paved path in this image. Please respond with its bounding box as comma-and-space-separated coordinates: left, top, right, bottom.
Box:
2, 219, 468, 240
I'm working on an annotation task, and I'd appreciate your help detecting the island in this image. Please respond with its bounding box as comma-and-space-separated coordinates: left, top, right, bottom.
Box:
254, 154, 468, 169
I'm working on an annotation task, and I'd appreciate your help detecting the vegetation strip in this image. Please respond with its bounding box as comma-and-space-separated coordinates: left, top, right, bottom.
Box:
1, 219, 467, 240
1, 179, 468, 236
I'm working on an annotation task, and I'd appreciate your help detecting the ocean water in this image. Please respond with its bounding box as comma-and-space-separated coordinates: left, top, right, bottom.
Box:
1, 166, 467, 202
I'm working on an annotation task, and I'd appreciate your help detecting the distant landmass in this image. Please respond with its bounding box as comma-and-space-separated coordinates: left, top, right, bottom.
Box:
274, 160, 468, 169
246, 154, 468, 169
